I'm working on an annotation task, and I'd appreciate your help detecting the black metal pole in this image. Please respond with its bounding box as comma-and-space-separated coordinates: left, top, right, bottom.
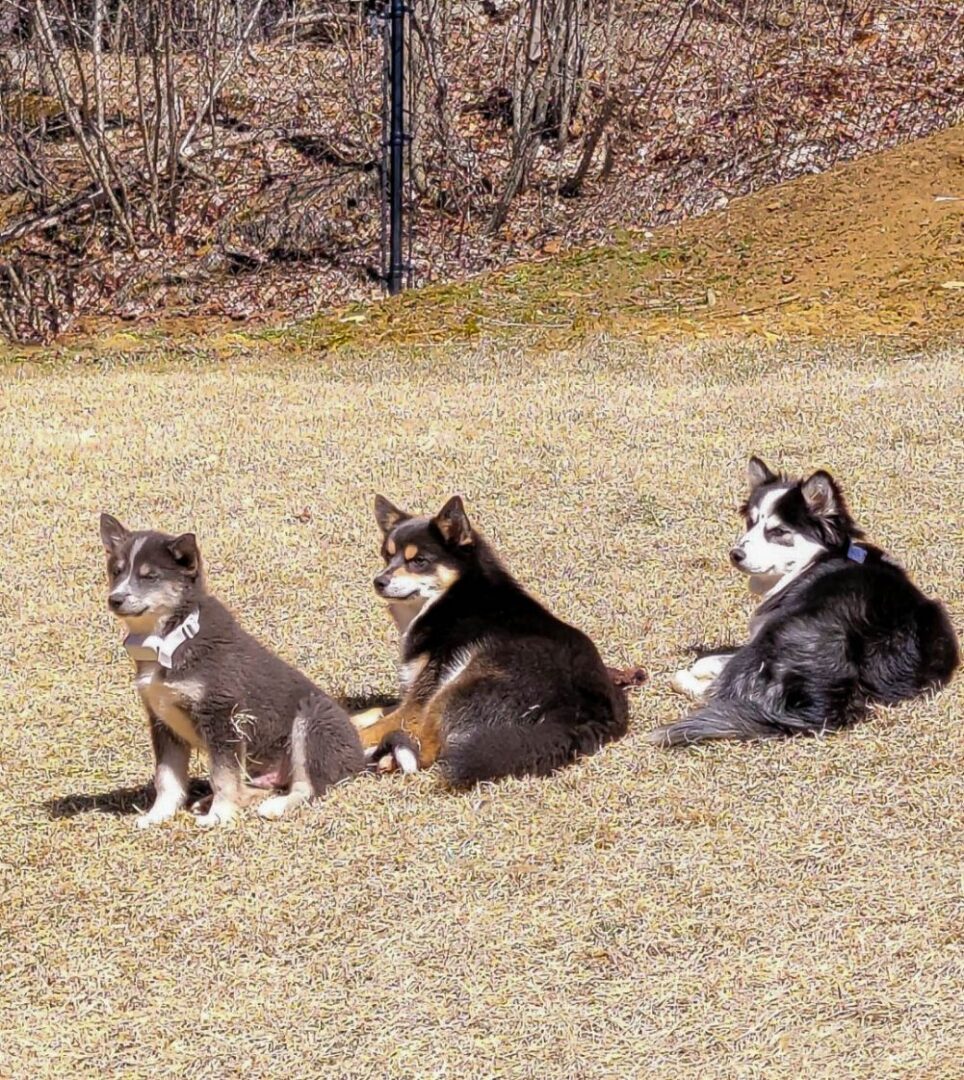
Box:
388, 0, 406, 295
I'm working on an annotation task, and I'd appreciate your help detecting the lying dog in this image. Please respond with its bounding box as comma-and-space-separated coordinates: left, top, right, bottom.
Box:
654, 457, 959, 745
100, 514, 364, 826
353, 495, 629, 784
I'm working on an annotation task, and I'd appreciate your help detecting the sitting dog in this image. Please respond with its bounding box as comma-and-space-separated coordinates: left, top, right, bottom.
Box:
654, 457, 959, 745
353, 495, 629, 784
100, 514, 364, 827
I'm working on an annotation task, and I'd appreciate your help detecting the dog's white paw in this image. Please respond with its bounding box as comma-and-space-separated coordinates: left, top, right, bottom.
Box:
670, 668, 711, 700
393, 746, 419, 775
194, 805, 236, 828
135, 801, 181, 828
690, 654, 729, 680
257, 795, 292, 820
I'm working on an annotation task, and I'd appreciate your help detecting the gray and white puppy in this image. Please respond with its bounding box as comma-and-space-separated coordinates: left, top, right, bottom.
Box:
100, 514, 364, 828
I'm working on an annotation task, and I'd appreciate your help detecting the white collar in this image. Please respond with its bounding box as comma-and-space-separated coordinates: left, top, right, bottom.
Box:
124, 609, 200, 669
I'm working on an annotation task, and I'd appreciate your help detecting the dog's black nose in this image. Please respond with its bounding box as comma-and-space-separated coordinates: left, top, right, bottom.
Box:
108, 594, 125, 611
373, 572, 391, 594
729, 548, 746, 566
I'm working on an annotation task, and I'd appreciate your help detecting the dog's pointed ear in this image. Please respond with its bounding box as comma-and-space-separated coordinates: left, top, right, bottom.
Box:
747, 456, 777, 491
374, 495, 408, 535
99, 513, 129, 554
434, 495, 474, 547
168, 533, 201, 577
801, 470, 841, 517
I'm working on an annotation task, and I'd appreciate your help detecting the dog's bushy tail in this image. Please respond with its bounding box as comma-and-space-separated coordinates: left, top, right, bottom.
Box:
649, 699, 783, 747
295, 694, 366, 793
440, 698, 626, 788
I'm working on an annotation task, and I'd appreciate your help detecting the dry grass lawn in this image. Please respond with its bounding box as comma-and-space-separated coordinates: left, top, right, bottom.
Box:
2, 336, 963, 1078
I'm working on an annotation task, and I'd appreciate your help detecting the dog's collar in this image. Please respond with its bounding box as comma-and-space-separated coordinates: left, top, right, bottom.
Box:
124, 609, 200, 668
846, 543, 867, 564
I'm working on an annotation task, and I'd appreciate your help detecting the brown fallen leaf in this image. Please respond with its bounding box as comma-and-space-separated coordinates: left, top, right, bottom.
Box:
607, 665, 649, 690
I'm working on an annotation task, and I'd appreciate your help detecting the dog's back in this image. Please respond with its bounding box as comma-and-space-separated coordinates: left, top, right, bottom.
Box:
657, 551, 958, 745
429, 582, 629, 785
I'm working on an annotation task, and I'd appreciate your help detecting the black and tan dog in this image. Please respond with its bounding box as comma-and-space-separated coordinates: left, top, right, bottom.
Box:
353, 495, 629, 785
100, 514, 364, 827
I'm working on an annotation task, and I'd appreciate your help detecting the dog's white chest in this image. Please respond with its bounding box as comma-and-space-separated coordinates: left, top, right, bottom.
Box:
136, 664, 203, 748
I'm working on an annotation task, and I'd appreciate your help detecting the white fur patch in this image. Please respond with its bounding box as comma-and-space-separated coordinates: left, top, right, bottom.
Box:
670, 653, 734, 701
399, 653, 428, 693
112, 536, 145, 596
440, 645, 476, 687
393, 746, 419, 774
353, 707, 387, 730
136, 747, 189, 828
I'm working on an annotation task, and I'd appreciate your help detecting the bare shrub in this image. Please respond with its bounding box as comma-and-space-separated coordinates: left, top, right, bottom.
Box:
1, 0, 961, 340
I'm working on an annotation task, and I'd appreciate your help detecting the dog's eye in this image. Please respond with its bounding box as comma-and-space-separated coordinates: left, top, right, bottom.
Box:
409, 555, 430, 571
138, 567, 159, 580
767, 527, 790, 540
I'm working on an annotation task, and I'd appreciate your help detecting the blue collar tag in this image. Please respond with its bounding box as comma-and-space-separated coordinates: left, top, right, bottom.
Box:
847, 543, 867, 564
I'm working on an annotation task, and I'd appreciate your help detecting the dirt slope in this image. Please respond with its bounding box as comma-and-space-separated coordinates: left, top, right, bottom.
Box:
287, 121, 964, 354
2, 122, 962, 363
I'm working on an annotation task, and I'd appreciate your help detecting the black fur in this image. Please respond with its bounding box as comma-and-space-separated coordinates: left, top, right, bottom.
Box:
378, 498, 629, 785
653, 467, 959, 747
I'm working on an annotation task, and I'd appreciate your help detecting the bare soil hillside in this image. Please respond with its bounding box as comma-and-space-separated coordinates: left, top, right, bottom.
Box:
6, 120, 957, 361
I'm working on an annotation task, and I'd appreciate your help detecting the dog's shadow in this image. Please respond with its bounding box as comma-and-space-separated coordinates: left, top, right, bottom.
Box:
43, 693, 399, 820
43, 778, 212, 820
685, 642, 740, 662
340, 692, 398, 713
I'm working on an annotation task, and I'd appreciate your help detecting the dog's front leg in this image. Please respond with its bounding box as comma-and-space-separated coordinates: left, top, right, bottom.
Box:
137, 715, 191, 829
353, 701, 422, 751
195, 746, 244, 828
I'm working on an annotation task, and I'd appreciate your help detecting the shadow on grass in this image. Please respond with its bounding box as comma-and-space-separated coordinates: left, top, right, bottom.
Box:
684, 642, 741, 661
43, 778, 212, 820
339, 692, 399, 713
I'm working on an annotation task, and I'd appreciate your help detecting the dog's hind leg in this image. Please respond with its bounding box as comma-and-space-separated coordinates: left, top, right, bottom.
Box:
195, 749, 245, 827
259, 696, 365, 820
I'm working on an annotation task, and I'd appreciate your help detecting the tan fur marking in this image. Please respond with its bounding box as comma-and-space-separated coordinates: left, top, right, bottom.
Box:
436, 565, 461, 589
386, 538, 396, 556
352, 706, 388, 730
354, 701, 424, 751
137, 666, 204, 749
404, 544, 419, 560
355, 660, 487, 770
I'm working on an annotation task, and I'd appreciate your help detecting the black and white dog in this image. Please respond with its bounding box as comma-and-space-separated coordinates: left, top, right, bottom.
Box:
653, 457, 959, 746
